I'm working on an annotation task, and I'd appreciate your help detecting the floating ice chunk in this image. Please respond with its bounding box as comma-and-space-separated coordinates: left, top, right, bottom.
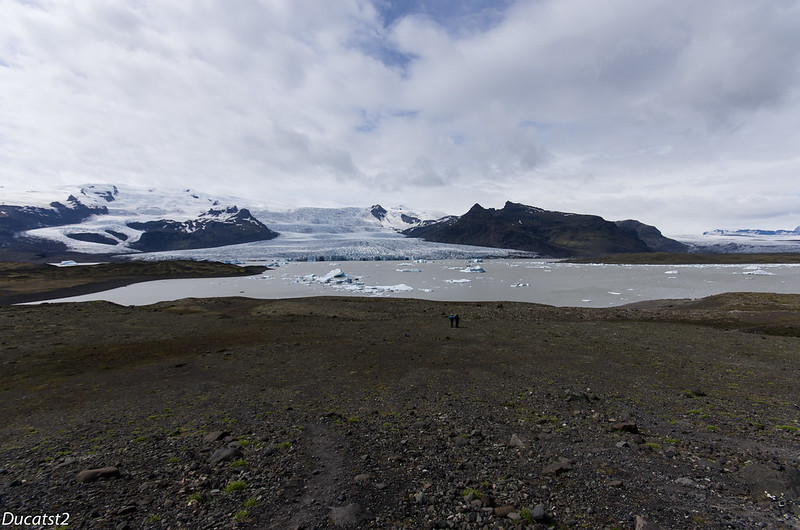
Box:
361, 284, 414, 295
319, 268, 346, 282
664, 270, 679, 275
460, 266, 486, 273
57, 260, 78, 267
742, 269, 774, 275
608, 291, 621, 295
444, 279, 471, 283
511, 282, 530, 288
396, 268, 422, 272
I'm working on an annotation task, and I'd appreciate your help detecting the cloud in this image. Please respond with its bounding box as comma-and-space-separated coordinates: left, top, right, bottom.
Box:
1, 0, 799, 234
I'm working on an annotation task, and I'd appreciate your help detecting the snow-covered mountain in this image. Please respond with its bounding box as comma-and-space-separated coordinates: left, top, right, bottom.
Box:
6, 183, 799, 260
0, 183, 449, 258
249, 203, 442, 235
703, 227, 800, 237
681, 227, 800, 253
2, 184, 278, 254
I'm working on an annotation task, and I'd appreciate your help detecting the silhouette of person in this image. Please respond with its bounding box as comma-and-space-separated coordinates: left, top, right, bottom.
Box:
449, 314, 455, 327
454, 314, 460, 328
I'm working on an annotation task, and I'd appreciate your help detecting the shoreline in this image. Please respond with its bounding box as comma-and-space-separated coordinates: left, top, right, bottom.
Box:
0, 260, 267, 305
5, 257, 800, 307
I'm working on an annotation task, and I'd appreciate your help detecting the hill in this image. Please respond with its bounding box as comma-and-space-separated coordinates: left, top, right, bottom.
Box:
403, 201, 687, 257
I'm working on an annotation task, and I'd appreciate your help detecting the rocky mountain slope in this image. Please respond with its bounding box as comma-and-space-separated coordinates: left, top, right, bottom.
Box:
404, 202, 688, 257
0, 194, 108, 251
125, 206, 277, 252
1, 185, 445, 259
2, 185, 280, 255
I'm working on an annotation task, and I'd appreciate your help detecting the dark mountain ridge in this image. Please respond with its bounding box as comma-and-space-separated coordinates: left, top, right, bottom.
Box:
403, 201, 687, 257
126, 207, 278, 252
0, 195, 109, 250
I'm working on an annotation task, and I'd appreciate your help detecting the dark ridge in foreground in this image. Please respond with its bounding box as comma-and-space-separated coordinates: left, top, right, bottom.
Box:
1, 294, 799, 528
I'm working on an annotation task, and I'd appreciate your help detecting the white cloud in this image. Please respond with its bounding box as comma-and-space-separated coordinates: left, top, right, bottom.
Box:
1, 0, 799, 234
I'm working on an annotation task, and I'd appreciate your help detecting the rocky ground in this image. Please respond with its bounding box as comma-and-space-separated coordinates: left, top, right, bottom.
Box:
1, 264, 799, 529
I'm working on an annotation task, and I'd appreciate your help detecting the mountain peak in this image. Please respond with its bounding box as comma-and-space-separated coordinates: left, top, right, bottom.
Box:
466, 203, 487, 214
370, 204, 387, 221
405, 200, 687, 257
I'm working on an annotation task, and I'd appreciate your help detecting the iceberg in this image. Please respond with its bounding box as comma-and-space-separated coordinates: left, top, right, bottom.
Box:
319, 268, 346, 282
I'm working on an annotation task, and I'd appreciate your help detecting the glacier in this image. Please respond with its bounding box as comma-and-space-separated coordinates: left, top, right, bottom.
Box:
8, 183, 534, 260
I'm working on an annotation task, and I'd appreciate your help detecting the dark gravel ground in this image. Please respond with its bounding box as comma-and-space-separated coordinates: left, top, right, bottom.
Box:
1, 289, 799, 529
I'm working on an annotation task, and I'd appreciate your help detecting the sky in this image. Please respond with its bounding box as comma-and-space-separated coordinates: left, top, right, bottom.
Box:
1, 0, 800, 235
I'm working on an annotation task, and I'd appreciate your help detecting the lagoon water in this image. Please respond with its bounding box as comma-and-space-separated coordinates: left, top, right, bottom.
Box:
38, 259, 800, 307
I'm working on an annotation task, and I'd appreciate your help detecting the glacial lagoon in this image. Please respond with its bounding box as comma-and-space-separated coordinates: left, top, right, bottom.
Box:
37, 259, 800, 307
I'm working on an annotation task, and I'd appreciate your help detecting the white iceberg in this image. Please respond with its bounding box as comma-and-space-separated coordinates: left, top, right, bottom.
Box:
319, 268, 347, 282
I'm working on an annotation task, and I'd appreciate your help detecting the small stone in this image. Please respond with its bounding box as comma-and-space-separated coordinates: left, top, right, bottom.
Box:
608, 479, 624, 488
55, 457, 78, 468
494, 505, 515, 517
208, 446, 242, 465
508, 433, 526, 449
353, 473, 373, 483
453, 436, 469, 447
202, 430, 229, 444
635, 515, 666, 530
612, 421, 639, 433
564, 389, 589, 402
542, 458, 573, 476
507, 511, 521, 521
76, 467, 120, 483
675, 477, 697, 488
531, 504, 547, 521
